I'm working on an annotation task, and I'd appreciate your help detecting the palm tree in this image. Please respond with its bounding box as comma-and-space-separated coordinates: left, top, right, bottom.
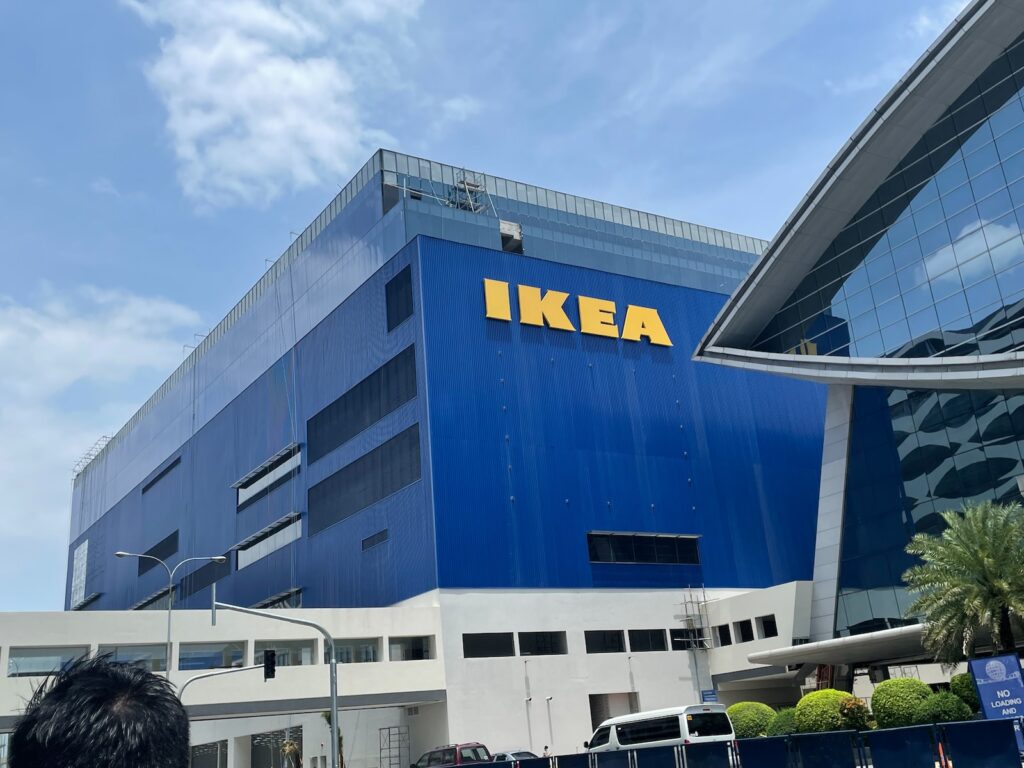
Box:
281, 740, 301, 768
903, 500, 1024, 664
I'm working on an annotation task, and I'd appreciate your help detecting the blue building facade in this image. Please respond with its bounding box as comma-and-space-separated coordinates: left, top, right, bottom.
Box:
66, 152, 826, 612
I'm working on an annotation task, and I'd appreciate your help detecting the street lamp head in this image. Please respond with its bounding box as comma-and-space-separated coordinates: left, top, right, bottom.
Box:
114, 551, 130, 558
211, 556, 227, 564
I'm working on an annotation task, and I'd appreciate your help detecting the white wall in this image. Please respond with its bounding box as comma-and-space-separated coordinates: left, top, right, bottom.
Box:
704, 581, 812, 678
0, 606, 444, 718
436, 589, 738, 756
0, 586, 816, 765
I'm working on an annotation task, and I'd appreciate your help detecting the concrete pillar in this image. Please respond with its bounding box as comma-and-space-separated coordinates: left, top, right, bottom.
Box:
229, 735, 252, 768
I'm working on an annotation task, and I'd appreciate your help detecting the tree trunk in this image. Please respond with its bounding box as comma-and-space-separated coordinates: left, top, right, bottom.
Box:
999, 606, 1016, 653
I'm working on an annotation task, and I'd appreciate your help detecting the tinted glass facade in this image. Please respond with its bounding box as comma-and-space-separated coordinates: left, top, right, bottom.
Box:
836, 385, 1024, 636
755, 32, 1024, 360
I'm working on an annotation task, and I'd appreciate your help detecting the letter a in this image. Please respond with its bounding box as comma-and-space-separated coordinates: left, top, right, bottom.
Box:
518, 285, 575, 331
483, 279, 512, 321
621, 305, 672, 346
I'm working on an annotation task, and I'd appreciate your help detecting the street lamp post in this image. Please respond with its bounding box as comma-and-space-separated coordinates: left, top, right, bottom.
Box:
114, 551, 227, 674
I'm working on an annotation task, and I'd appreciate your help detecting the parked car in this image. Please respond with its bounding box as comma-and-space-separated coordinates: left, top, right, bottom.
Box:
585, 705, 734, 752
492, 751, 538, 762
412, 743, 493, 768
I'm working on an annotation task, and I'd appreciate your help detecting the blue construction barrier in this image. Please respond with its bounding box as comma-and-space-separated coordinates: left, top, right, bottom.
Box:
734, 736, 788, 768
631, 746, 676, 768
518, 759, 550, 768
942, 718, 1021, 768
680, 740, 730, 768
592, 753, 629, 768
863, 724, 939, 768
555, 755, 590, 768
560, 717, 1024, 767
790, 730, 861, 768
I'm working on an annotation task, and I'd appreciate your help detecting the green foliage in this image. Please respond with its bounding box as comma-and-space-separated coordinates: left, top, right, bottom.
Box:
912, 692, 972, 725
871, 678, 931, 729
903, 501, 1024, 664
838, 697, 871, 730
795, 689, 854, 733
726, 701, 775, 738
949, 673, 980, 713
765, 707, 798, 736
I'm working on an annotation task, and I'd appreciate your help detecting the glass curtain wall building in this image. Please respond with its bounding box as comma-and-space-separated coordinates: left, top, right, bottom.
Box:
66, 150, 826, 612
696, 0, 1024, 643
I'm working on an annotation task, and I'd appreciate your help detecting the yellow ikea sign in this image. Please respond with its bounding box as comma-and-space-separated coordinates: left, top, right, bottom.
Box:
483, 278, 672, 346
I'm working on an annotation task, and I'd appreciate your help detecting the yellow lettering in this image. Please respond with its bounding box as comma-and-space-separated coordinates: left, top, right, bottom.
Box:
578, 295, 619, 338
483, 279, 512, 321
518, 285, 575, 331
621, 305, 672, 346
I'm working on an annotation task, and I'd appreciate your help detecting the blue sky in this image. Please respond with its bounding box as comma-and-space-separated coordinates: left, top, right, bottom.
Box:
0, 0, 965, 610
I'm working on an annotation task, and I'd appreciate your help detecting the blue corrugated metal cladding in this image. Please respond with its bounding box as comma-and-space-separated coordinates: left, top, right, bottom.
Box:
418, 237, 826, 590
67, 236, 825, 611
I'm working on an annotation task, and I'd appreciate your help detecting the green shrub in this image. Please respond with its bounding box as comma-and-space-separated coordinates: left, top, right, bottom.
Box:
795, 689, 854, 733
912, 692, 972, 724
765, 707, 798, 736
839, 697, 871, 730
726, 701, 775, 738
949, 673, 980, 713
871, 678, 932, 729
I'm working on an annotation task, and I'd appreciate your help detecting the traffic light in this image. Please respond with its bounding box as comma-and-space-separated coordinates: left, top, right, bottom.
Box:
263, 649, 277, 680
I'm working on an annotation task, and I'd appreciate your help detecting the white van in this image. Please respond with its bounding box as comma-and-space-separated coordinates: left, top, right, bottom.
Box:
585, 705, 734, 752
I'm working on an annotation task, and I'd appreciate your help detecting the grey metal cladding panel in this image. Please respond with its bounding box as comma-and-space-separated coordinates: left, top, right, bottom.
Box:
699, 0, 1024, 353
696, 345, 1024, 389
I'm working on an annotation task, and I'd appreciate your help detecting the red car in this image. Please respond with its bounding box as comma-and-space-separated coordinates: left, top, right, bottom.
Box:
413, 744, 492, 768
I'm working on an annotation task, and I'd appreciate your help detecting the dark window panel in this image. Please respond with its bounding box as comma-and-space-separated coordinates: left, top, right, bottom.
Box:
178, 555, 231, 600
307, 346, 417, 464
139, 531, 179, 576
463, 633, 515, 658
308, 424, 421, 536
734, 619, 755, 643
584, 630, 625, 654
361, 529, 389, 551
628, 629, 667, 652
385, 265, 414, 331
587, 533, 701, 565
518, 631, 567, 656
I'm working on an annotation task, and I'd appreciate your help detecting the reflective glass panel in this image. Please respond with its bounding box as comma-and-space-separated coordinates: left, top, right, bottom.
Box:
755, 33, 1024, 360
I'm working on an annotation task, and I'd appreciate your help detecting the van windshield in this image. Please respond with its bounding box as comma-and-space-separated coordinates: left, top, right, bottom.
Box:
589, 726, 611, 748
685, 713, 732, 737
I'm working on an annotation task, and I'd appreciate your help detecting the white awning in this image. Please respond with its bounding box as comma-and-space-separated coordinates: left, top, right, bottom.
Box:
748, 625, 926, 667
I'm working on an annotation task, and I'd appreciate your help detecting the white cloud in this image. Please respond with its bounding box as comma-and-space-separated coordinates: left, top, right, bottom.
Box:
0, 285, 200, 609
91, 177, 121, 197
825, 1, 969, 95
440, 95, 482, 125
922, 219, 1024, 286
122, 0, 421, 208
910, 1, 968, 40
613, 1, 827, 119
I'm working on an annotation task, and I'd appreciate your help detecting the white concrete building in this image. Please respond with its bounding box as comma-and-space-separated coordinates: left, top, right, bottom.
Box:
0, 585, 809, 768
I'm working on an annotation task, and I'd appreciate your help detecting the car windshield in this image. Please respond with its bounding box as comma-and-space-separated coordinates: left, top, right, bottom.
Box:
512, 754, 536, 760
685, 713, 732, 737
460, 747, 491, 763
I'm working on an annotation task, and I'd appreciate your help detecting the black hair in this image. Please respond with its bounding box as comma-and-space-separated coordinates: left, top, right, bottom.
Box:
10, 655, 189, 768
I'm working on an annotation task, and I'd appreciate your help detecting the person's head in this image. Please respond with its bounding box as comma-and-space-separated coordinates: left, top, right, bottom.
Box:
10, 655, 189, 768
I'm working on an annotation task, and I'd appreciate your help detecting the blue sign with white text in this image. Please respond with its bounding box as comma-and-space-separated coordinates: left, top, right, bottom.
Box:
700, 689, 718, 703
968, 654, 1024, 752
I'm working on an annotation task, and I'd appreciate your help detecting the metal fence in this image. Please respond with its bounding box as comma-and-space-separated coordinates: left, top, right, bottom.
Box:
530, 717, 1023, 768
